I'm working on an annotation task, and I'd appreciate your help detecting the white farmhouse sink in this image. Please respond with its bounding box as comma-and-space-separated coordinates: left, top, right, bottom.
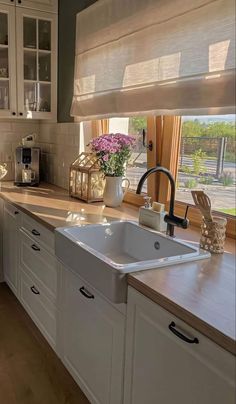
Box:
55, 221, 210, 303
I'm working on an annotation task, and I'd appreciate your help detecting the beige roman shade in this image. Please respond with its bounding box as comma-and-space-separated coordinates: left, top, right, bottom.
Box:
71, 0, 236, 121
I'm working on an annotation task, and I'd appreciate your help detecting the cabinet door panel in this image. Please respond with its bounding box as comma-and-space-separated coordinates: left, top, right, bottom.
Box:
0, 3, 17, 117
61, 267, 125, 404
3, 203, 20, 295
16, 7, 57, 119
16, 0, 57, 13
19, 269, 56, 349
124, 287, 236, 404
0, 1, 15, 6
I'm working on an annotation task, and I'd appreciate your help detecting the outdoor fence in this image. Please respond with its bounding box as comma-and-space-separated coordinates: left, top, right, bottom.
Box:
180, 137, 235, 179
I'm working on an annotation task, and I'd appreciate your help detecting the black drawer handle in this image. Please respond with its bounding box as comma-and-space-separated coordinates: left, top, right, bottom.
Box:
79, 286, 94, 299
14, 211, 19, 215
31, 244, 40, 251
30, 286, 40, 295
168, 322, 199, 344
32, 229, 40, 236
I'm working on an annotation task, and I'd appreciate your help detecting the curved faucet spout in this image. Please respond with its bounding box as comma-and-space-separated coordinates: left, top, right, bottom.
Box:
136, 165, 188, 237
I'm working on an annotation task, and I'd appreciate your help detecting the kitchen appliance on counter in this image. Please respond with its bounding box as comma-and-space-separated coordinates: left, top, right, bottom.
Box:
14, 146, 40, 186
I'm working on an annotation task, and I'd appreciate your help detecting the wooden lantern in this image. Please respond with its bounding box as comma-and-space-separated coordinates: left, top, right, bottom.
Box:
69, 153, 105, 202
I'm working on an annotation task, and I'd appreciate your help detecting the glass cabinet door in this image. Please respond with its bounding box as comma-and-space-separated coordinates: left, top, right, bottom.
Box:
0, 6, 17, 117
23, 16, 51, 114
17, 8, 56, 119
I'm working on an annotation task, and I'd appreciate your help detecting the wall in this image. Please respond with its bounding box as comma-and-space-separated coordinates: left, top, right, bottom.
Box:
38, 121, 92, 189
58, 0, 97, 123
0, 121, 40, 180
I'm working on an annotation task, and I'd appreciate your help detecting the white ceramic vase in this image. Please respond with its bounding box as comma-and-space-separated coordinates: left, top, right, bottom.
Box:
103, 176, 130, 207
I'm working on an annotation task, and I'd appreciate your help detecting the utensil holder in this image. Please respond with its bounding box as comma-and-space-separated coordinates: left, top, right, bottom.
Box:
200, 216, 227, 254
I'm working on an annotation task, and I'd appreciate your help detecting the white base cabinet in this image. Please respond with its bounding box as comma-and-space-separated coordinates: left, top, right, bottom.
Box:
18, 217, 57, 350
59, 264, 126, 404
3, 202, 20, 295
124, 287, 236, 404
2, 201, 235, 404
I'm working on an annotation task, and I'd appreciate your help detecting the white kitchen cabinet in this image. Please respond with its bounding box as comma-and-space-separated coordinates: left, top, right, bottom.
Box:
19, 268, 57, 349
0, 1, 15, 6
16, 7, 57, 119
59, 264, 125, 404
0, 1, 57, 119
3, 202, 20, 295
124, 286, 236, 404
16, 0, 57, 13
0, 3, 17, 118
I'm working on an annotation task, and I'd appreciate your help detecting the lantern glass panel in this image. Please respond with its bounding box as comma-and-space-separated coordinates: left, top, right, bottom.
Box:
75, 171, 82, 196
91, 172, 105, 199
82, 172, 88, 198
70, 169, 76, 194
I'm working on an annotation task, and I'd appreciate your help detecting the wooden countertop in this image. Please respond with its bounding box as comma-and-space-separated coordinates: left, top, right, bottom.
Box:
0, 182, 235, 355
0, 182, 138, 230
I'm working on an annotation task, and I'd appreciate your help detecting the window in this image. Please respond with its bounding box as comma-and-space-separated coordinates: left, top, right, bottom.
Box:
176, 115, 236, 217
93, 114, 235, 237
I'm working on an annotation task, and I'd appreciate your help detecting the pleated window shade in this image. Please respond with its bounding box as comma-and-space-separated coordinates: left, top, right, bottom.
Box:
71, 0, 235, 121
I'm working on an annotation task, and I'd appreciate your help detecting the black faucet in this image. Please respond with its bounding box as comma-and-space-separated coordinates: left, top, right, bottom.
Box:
136, 165, 189, 237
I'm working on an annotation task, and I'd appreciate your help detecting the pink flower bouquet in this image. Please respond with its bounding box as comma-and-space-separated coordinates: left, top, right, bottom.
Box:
90, 133, 135, 177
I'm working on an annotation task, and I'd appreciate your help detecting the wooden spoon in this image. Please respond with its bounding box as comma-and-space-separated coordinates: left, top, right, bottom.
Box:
191, 190, 213, 222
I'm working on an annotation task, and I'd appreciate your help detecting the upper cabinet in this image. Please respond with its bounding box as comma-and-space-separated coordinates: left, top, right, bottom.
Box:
16, 0, 57, 13
0, 0, 57, 13
0, 3, 17, 118
16, 8, 57, 119
0, 0, 57, 119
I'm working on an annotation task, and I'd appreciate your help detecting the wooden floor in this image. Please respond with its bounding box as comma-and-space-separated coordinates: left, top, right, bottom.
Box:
0, 283, 89, 404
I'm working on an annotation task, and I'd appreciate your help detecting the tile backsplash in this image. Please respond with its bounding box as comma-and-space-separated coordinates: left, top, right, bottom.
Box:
0, 121, 40, 181
39, 122, 81, 189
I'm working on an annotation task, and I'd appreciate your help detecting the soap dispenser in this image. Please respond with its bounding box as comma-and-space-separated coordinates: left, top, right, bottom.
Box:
139, 196, 167, 232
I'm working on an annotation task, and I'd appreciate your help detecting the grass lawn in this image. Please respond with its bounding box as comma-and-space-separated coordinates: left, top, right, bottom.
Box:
218, 208, 236, 216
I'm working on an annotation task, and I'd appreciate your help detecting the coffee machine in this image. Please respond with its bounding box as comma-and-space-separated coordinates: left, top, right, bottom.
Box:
14, 147, 40, 186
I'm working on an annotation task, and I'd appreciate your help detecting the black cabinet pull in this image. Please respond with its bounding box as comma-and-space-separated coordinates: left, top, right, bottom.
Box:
168, 322, 199, 344
31, 244, 40, 251
14, 211, 19, 215
30, 286, 40, 295
18, 0, 22, 3
79, 286, 94, 299
19, 112, 23, 116
12, 112, 16, 116
32, 229, 40, 236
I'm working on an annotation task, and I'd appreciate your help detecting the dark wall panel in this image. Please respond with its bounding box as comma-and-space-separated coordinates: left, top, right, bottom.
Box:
58, 0, 97, 122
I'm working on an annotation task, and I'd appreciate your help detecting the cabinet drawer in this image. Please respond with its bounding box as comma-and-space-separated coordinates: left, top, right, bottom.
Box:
19, 229, 57, 302
4, 201, 21, 220
20, 270, 56, 349
21, 212, 54, 253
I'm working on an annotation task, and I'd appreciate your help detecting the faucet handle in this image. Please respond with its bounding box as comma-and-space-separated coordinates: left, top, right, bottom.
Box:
184, 205, 190, 220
